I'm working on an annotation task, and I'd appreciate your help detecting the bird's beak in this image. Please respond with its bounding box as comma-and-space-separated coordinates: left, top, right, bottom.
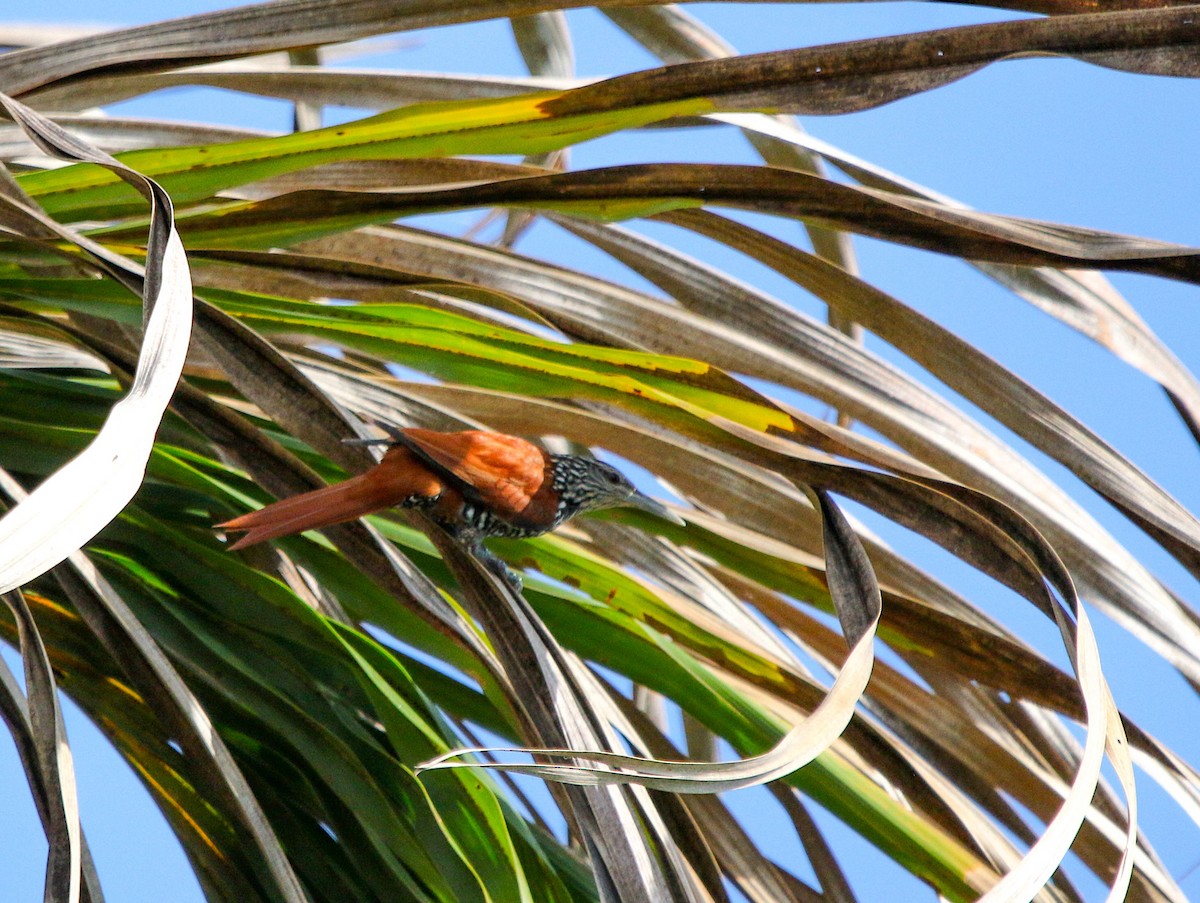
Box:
625, 491, 686, 526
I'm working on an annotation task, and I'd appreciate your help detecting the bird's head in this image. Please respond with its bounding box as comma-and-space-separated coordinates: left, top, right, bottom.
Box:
550, 455, 685, 526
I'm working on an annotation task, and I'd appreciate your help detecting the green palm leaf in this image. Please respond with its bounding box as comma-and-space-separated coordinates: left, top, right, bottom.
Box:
2, 3, 1197, 901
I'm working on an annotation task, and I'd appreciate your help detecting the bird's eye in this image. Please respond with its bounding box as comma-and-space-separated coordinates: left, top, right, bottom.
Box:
605, 469, 622, 485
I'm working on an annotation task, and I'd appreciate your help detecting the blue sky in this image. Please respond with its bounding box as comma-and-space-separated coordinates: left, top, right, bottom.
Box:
3, 2, 1200, 900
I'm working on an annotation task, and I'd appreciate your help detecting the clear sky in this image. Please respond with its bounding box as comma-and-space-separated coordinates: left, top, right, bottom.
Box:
3, 2, 1199, 901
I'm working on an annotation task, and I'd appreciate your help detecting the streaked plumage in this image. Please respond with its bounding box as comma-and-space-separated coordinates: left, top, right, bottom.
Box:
217, 428, 680, 584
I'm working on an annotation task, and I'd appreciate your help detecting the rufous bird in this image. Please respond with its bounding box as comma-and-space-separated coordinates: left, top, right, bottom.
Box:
217, 426, 681, 587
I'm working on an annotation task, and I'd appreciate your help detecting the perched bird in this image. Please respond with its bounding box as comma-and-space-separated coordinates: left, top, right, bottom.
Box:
217, 426, 681, 587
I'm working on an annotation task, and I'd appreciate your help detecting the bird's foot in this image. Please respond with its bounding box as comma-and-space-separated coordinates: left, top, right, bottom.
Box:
481, 548, 524, 593
474, 544, 523, 592
456, 532, 523, 593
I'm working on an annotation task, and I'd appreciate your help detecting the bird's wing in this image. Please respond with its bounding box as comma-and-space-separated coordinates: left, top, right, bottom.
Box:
396, 429, 547, 520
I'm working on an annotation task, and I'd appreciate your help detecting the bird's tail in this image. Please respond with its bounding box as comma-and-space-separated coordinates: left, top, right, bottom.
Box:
218, 466, 411, 550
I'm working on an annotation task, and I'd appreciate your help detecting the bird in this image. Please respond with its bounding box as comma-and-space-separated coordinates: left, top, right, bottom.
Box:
217, 426, 682, 588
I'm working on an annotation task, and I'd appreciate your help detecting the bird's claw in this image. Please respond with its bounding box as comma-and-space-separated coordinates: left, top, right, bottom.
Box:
460, 535, 524, 593
481, 548, 524, 593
